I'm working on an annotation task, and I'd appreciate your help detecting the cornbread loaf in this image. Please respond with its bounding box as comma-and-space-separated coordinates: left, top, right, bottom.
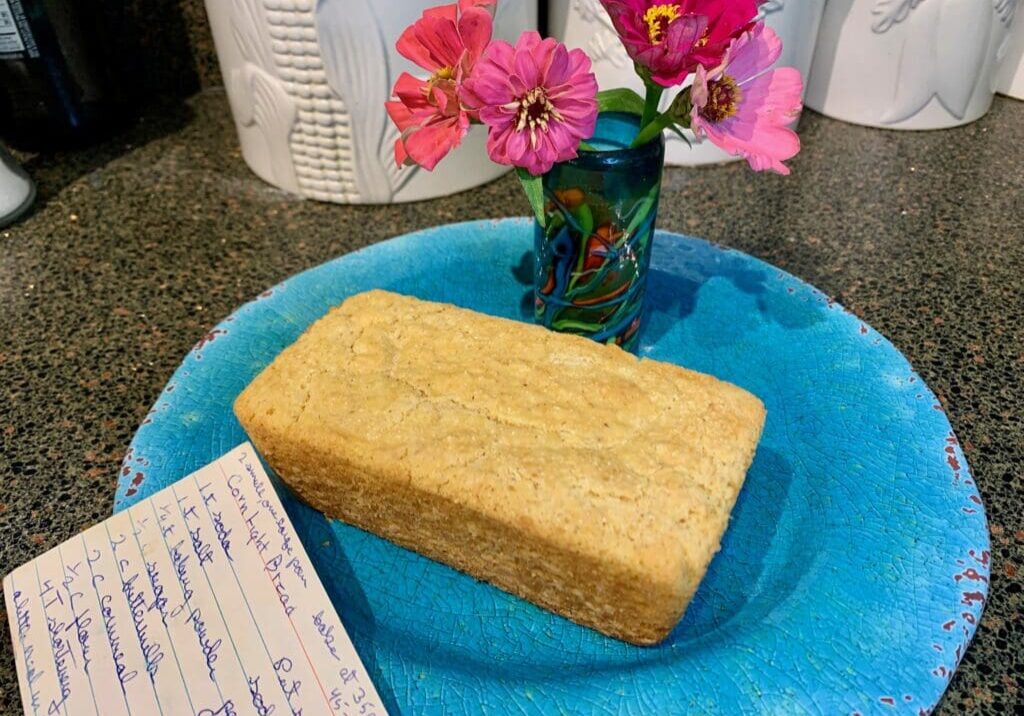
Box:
234, 289, 766, 644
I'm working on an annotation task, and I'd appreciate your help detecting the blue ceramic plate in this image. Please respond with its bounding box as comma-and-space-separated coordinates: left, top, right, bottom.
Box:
116, 219, 989, 715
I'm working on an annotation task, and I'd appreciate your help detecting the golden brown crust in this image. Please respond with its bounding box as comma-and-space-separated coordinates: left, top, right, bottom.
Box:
234, 289, 766, 644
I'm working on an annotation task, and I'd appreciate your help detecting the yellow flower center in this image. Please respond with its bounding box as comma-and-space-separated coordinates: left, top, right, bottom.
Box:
423, 65, 456, 99
643, 4, 682, 45
700, 75, 742, 123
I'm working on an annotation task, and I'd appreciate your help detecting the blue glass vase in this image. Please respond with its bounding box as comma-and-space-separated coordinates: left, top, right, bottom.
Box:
533, 112, 665, 353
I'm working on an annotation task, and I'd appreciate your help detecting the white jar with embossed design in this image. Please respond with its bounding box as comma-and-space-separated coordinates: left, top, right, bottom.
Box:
547, 0, 826, 166
997, 16, 1024, 99
204, 0, 536, 204
807, 0, 1019, 129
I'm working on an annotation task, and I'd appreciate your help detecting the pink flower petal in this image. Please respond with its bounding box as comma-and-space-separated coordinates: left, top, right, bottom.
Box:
545, 121, 578, 157
506, 127, 529, 163
548, 96, 598, 123
544, 43, 572, 86
663, 13, 708, 54
396, 2, 493, 75
385, 99, 415, 133
422, 4, 457, 22
403, 114, 468, 171
458, 0, 495, 11
482, 38, 515, 68
457, 6, 493, 72
462, 76, 512, 107
690, 63, 711, 113
724, 24, 783, 85
710, 120, 799, 174
566, 47, 593, 78
531, 131, 558, 173
394, 136, 410, 167
419, 17, 465, 69
685, 0, 758, 47
397, 17, 459, 71
395, 24, 438, 71
485, 122, 516, 165
745, 67, 804, 122
513, 31, 545, 88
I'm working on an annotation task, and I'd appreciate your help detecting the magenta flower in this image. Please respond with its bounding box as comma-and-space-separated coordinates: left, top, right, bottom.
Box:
680, 0, 761, 70
689, 24, 803, 175
462, 31, 599, 176
600, 0, 760, 87
385, 1, 494, 170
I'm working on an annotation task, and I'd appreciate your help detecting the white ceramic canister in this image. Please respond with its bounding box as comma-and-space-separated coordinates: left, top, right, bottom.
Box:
204, 0, 537, 204
0, 145, 34, 228
996, 17, 1024, 99
547, 0, 826, 166
806, 0, 1019, 129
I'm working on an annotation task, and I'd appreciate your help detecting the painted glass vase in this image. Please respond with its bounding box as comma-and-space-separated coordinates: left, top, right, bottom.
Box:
533, 112, 664, 352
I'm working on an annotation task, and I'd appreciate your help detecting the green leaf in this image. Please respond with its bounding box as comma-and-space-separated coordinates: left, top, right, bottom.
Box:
666, 87, 693, 125
596, 88, 646, 117
516, 167, 546, 228
666, 123, 691, 147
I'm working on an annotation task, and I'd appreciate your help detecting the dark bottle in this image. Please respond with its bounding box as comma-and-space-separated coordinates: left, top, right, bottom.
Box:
0, 0, 128, 149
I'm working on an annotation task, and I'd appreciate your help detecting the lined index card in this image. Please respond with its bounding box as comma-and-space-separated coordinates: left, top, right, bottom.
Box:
4, 442, 388, 716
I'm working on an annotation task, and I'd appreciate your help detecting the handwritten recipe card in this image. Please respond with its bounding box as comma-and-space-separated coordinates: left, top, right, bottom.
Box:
4, 443, 388, 716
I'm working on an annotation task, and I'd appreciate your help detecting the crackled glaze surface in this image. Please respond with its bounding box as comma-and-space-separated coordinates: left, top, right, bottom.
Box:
114, 219, 988, 715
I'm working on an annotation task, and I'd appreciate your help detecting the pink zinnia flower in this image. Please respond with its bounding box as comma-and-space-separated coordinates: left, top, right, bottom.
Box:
395, 0, 495, 83
384, 1, 494, 170
462, 31, 599, 176
600, 0, 760, 87
689, 24, 803, 175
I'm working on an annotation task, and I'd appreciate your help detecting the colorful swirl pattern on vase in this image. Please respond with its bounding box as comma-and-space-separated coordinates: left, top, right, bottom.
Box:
533, 112, 665, 353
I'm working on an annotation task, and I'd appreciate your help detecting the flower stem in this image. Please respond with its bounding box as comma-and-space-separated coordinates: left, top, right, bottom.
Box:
631, 111, 675, 148
640, 81, 664, 133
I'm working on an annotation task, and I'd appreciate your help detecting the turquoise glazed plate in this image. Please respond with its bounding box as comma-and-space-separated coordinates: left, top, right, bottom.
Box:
115, 219, 989, 715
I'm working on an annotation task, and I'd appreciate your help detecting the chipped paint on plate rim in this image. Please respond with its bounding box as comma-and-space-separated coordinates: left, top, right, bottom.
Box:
116, 218, 989, 715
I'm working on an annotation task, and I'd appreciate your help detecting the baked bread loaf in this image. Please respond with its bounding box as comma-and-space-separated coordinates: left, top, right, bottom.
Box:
234, 289, 765, 644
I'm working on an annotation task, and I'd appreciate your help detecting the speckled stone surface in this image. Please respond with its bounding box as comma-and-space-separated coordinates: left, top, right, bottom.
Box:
172, 0, 221, 88
0, 89, 1021, 713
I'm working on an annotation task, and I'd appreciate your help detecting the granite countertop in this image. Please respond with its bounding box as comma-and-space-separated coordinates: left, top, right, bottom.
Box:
0, 89, 1021, 713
